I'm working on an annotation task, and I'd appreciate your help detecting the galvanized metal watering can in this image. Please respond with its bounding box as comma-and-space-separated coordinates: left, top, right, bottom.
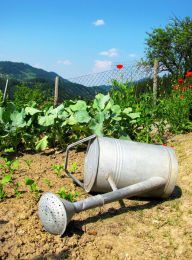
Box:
38, 135, 178, 236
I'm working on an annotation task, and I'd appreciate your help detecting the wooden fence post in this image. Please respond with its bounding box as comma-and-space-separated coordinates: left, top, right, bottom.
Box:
153, 59, 158, 105
54, 76, 59, 107
3, 79, 9, 103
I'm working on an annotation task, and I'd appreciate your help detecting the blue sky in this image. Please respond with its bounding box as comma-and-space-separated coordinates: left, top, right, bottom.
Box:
0, 0, 191, 79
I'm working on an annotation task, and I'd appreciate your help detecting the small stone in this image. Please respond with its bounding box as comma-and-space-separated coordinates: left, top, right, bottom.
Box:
87, 230, 97, 235
105, 244, 113, 250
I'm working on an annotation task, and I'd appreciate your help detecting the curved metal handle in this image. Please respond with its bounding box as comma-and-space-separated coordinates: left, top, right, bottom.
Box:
64, 134, 97, 188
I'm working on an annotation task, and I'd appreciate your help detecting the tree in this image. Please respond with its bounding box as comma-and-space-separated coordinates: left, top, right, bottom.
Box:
142, 16, 192, 77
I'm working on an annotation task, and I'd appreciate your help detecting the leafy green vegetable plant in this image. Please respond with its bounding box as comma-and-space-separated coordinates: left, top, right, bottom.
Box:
0, 175, 11, 200
0, 157, 20, 175
69, 161, 78, 173
51, 164, 64, 177
14, 181, 22, 198
43, 178, 52, 187
25, 177, 39, 198
20, 158, 33, 168
57, 187, 80, 202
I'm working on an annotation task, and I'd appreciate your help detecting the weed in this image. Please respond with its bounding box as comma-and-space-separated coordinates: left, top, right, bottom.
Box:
14, 181, 22, 198
57, 187, 80, 202
20, 158, 33, 168
0, 157, 20, 175
69, 161, 78, 173
51, 164, 64, 177
0, 175, 12, 200
43, 178, 52, 187
25, 178, 39, 198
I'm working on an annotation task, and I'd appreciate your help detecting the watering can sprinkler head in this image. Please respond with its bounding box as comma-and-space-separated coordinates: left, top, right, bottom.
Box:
38, 192, 75, 236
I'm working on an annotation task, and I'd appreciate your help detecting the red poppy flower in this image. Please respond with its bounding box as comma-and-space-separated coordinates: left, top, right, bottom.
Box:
178, 78, 184, 84
136, 106, 140, 110
181, 86, 187, 91
116, 64, 123, 69
180, 95, 184, 100
186, 71, 192, 77
171, 145, 175, 148
173, 86, 179, 91
163, 144, 167, 146
187, 85, 192, 89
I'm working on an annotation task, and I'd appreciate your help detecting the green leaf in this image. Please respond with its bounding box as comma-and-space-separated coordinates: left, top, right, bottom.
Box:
128, 112, 140, 119
111, 105, 121, 114
25, 107, 41, 115
2, 175, 12, 184
119, 135, 131, 140
12, 161, 20, 168
73, 110, 91, 123
10, 109, 26, 128
38, 115, 55, 126
123, 107, 133, 115
58, 111, 68, 120
66, 115, 78, 125
104, 99, 114, 112
0, 107, 4, 123
69, 100, 87, 111
4, 147, 14, 153
93, 94, 110, 110
35, 136, 48, 151
89, 119, 103, 136
25, 178, 34, 185
95, 111, 105, 124
49, 104, 65, 116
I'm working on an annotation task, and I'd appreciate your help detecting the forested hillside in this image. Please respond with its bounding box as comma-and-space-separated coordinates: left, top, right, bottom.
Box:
0, 61, 107, 100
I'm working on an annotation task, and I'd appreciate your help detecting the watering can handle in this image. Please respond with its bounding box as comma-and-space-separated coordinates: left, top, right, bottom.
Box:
64, 134, 97, 188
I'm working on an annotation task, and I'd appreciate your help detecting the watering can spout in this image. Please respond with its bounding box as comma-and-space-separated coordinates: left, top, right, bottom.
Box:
38, 177, 166, 236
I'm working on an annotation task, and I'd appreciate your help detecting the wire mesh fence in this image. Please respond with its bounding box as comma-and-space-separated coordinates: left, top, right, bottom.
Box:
67, 62, 154, 87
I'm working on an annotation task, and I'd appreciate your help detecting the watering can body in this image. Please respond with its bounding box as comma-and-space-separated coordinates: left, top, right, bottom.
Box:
66, 135, 178, 199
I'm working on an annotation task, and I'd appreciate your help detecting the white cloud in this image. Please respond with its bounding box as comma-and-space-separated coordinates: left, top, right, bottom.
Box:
93, 19, 105, 26
57, 59, 72, 65
129, 53, 136, 58
93, 60, 112, 73
99, 48, 118, 57
34, 63, 42, 69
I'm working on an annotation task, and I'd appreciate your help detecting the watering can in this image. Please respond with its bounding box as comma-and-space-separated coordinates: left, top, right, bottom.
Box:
38, 135, 178, 236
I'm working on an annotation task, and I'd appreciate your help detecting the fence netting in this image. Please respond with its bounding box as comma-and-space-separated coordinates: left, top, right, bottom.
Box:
67, 62, 154, 87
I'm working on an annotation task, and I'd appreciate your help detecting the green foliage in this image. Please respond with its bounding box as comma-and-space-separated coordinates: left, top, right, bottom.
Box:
20, 158, 33, 168
143, 16, 192, 76
156, 77, 192, 133
57, 187, 80, 202
13, 84, 46, 109
69, 161, 78, 173
25, 177, 39, 198
0, 175, 12, 200
51, 164, 64, 177
14, 181, 22, 198
0, 90, 3, 106
0, 77, 192, 152
0, 157, 20, 175
43, 178, 52, 188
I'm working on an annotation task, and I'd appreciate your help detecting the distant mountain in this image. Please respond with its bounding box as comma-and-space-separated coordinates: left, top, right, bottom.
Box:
0, 61, 63, 81
0, 61, 108, 100
96, 85, 112, 91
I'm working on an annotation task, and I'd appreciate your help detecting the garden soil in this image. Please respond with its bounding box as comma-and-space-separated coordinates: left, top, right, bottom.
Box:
0, 133, 192, 260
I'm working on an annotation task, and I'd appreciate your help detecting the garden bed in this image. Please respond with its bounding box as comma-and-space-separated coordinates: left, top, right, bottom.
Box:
0, 132, 192, 260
